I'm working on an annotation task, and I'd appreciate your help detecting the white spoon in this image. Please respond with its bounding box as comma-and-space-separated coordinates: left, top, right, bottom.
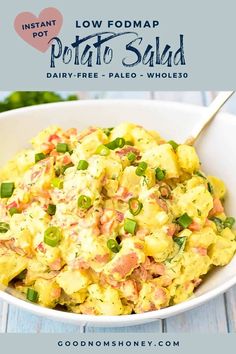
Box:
185, 91, 234, 145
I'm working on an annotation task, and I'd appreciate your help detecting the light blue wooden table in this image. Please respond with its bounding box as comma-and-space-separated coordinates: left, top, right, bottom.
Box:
1, 91, 236, 333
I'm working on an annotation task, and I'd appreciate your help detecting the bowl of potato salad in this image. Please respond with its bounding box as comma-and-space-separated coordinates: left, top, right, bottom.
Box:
0, 99, 236, 326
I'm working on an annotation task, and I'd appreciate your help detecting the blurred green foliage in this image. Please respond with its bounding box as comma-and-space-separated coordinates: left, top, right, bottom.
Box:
0, 92, 78, 112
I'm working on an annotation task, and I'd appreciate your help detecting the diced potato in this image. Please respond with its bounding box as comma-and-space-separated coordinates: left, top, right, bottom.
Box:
171, 282, 195, 304
135, 282, 169, 313
130, 126, 158, 151
0, 149, 35, 183
110, 122, 136, 142
141, 144, 179, 178
0, 253, 28, 286
88, 284, 124, 315
71, 129, 108, 160
31, 126, 62, 149
176, 145, 200, 173
180, 251, 211, 281
187, 227, 217, 249
144, 231, 174, 262
173, 185, 213, 219
119, 166, 141, 196
34, 279, 61, 307
208, 236, 236, 266
56, 268, 90, 295
221, 227, 235, 241
207, 176, 226, 199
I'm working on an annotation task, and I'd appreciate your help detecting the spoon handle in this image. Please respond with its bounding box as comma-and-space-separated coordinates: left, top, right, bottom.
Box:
185, 91, 234, 145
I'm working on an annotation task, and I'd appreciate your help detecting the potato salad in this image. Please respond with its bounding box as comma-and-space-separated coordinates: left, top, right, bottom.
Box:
0, 122, 236, 315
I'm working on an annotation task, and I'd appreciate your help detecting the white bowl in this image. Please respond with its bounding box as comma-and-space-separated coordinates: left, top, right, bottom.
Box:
0, 99, 236, 327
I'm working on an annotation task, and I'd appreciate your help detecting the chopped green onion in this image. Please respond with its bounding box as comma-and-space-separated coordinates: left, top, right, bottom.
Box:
173, 236, 186, 248
155, 167, 166, 181
116, 137, 126, 148
124, 218, 137, 235
106, 137, 125, 150
54, 167, 61, 177
17, 269, 27, 280
56, 143, 69, 153
61, 162, 74, 174
168, 140, 179, 150
51, 178, 63, 189
195, 171, 206, 179
135, 161, 148, 176
127, 152, 136, 163
125, 141, 134, 146
103, 127, 114, 137
159, 185, 171, 199
78, 195, 92, 209
96, 145, 110, 156
47, 204, 56, 216
77, 160, 89, 170
26, 288, 39, 303
35, 152, 46, 163
207, 182, 214, 194
210, 217, 224, 232
176, 213, 193, 228
9, 207, 20, 216
0, 182, 15, 198
128, 198, 143, 216
224, 217, 235, 229
0, 222, 10, 233
44, 226, 62, 247
107, 239, 121, 253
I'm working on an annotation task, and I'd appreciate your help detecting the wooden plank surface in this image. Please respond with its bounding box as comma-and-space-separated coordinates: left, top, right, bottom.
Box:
0, 301, 8, 333
0, 91, 236, 333
225, 286, 236, 332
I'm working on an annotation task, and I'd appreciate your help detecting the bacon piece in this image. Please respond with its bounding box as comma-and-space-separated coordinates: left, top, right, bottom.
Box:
118, 279, 139, 302
116, 146, 140, 157
41, 142, 55, 154
150, 193, 168, 212
114, 187, 133, 202
143, 257, 166, 276
78, 127, 97, 141
156, 198, 168, 212
49, 258, 62, 271
100, 209, 120, 235
116, 210, 124, 222
136, 228, 149, 239
192, 247, 207, 256
204, 218, 212, 227
62, 155, 72, 165
51, 287, 61, 298
154, 287, 167, 302
112, 252, 139, 278
131, 267, 151, 284
70, 259, 90, 270
0, 238, 26, 256
36, 242, 46, 254
209, 198, 224, 216
6, 201, 18, 210
167, 223, 178, 237
63, 128, 78, 138
48, 134, 60, 143
188, 220, 201, 231
94, 254, 110, 263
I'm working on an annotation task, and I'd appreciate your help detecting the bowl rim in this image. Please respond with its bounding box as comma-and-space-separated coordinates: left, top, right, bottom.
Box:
0, 98, 236, 325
